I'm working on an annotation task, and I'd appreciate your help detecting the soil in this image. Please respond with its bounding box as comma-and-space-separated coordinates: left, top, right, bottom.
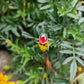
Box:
0, 50, 11, 71
0, 50, 18, 81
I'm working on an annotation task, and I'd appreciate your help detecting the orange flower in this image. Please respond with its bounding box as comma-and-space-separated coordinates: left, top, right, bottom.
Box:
0, 72, 15, 84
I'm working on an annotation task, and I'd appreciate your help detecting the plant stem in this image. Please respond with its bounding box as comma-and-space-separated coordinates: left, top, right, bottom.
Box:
71, 0, 79, 12
73, 47, 75, 59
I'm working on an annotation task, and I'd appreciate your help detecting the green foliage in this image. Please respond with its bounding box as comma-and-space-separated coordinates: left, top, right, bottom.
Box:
0, 0, 84, 84
25, 69, 39, 84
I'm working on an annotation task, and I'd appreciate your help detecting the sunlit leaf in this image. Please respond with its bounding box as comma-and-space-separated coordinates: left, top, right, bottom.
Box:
22, 31, 35, 39
63, 57, 73, 64
70, 59, 77, 81
76, 57, 84, 66
60, 50, 73, 54
40, 5, 51, 10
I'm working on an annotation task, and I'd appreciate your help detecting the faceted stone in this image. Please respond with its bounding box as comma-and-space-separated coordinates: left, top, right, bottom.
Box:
39, 33, 47, 44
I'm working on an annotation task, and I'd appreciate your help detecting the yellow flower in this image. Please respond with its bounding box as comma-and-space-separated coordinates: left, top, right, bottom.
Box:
7, 81, 15, 84
0, 72, 15, 84
43, 73, 46, 78
78, 67, 82, 72
38, 42, 49, 51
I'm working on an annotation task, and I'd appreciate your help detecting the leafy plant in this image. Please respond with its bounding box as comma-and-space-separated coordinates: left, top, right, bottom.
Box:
0, 0, 84, 84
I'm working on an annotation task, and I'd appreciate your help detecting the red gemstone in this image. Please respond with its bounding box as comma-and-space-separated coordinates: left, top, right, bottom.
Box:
39, 33, 47, 44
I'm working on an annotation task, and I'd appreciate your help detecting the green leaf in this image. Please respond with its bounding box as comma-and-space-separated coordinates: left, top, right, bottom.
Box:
27, 23, 34, 27
22, 31, 35, 39
72, 0, 78, 7
1, 25, 11, 32
63, 57, 73, 65
79, 18, 84, 24
12, 28, 20, 37
70, 59, 77, 81
76, 52, 84, 57
75, 42, 83, 46
46, 78, 49, 84
48, 25, 62, 31
36, 21, 46, 34
62, 41, 72, 45
67, 13, 78, 19
78, 6, 84, 11
76, 48, 84, 52
29, 81, 33, 84
25, 72, 31, 76
61, 42, 72, 48
60, 50, 73, 54
76, 57, 84, 66
54, 78, 69, 83
27, 40, 35, 46
40, 5, 51, 10
0, 24, 7, 30
42, 78, 44, 84
51, 79, 54, 84
37, 0, 48, 3
48, 13, 56, 22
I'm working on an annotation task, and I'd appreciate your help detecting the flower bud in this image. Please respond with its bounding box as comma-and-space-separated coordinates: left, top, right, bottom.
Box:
5, 39, 11, 44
